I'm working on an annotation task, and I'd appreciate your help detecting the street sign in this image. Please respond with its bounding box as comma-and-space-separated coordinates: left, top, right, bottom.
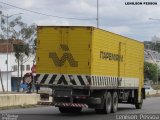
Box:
31, 64, 36, 73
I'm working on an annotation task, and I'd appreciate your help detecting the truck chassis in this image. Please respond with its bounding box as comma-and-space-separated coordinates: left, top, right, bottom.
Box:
36, 84, 145, 114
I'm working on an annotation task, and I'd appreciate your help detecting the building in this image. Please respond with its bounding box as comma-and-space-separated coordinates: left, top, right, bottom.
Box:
144, 39, 160, 53
0, 54, 11, 91
144, 49, 160, 66
151, 36, 160, 43
0, 39, 35, 91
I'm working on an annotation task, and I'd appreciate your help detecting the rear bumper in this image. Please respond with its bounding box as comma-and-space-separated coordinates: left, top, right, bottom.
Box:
54, 102, 88, 108
35, 84, 90, 90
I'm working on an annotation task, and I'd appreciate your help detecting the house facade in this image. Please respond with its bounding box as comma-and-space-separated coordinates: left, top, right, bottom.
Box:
0, 39, 35, 91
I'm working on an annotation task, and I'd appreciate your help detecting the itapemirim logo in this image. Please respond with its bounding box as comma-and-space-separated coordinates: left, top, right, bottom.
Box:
49, 44, 78, 67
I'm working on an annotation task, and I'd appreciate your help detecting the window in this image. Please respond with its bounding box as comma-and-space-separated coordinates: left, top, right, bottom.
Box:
13, 65, 17, 71
20, 65, 25, 71
26, 65, 30, 71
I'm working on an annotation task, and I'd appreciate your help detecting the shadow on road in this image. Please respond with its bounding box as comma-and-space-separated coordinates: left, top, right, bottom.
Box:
46, 107, 137, 117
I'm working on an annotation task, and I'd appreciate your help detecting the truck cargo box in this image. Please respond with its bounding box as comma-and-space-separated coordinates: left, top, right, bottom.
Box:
36, 26, 144, 89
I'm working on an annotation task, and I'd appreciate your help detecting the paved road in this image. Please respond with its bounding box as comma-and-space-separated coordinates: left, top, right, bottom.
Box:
0, 97, 160, 120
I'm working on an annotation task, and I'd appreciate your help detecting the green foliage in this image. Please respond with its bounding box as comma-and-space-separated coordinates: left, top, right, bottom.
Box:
0, 12, 36, 92
13, 44, 30, 59
145, 43, 160, 52
1, 15, 36, 45
0, 13, 36, 60
144, 36, 160, 53
144, 62, 160, 82
155, 43, 160, 53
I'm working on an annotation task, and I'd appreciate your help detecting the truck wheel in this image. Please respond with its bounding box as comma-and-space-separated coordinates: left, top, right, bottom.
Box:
111, 92, 118, 113
135, 102, 142, 109
95, 109, 103, 114
72, 107, 82, 113
59, 107, 69, 113
135, 97, 143, 109
59, 107, 82, 113
135, 92, 143, 109
104, 92, 112, 114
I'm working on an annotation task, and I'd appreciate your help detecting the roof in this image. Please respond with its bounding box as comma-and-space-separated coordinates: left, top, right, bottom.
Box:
0, 39, 24, 53
37, 26, 143, 44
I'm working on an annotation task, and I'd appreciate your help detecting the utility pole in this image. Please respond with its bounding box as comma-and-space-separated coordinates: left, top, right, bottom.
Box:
97, 0, 99, 28
6, 14, 8, 92
1, 12, 22, 92
0, 11, 2, 37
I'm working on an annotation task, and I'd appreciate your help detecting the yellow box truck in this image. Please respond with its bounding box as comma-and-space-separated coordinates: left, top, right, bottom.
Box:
36, 26, 145, 114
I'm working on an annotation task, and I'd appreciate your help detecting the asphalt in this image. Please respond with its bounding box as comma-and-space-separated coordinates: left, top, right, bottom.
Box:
0, 97, 160, 120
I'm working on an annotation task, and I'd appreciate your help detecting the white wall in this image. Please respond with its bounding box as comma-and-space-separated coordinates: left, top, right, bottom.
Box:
0, 53, 12, 71
0, 53, 35, 77
0, 53, 35, 91
0, 72, 11, 91
11, 54, 35, 77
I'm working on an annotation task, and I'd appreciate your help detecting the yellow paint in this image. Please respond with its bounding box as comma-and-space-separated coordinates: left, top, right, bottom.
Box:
36, 26, 144, 90
36, 26, 91, 75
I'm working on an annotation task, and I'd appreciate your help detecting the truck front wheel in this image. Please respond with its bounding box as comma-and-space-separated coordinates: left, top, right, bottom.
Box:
135, 96, 143, 109
135, 91, 143, 109
135, 102, 142, 109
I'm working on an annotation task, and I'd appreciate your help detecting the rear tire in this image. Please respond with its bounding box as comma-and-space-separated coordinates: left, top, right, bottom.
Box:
59, 107, 82, 113
95, 109, 104, 114
73, 107, 82, 113
111, 92, 118, 113
104, 92, 112, 114
59, 107, 69, 113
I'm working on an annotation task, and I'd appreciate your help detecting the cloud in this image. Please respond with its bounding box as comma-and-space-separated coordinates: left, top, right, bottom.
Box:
34, 18, 70, 26
23, 0, 35, 8
106, 26, 131, 35
1, 0, 160, 41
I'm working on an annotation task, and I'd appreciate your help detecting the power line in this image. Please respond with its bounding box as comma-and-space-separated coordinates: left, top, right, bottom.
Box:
0, 1, 96, 21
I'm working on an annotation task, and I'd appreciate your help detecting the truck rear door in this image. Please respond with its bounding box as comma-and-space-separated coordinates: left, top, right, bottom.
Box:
36, 26, 91, 86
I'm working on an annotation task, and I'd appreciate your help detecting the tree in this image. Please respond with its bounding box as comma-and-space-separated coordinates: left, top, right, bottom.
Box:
13, 44, 30, 91
1, 13, 36, 92
144, 36, 160, 53
144, 62, 160, 83
152, 35, 160, 43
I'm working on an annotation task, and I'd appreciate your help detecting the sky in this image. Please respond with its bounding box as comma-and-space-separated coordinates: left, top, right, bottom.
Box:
0, 0, 160, 42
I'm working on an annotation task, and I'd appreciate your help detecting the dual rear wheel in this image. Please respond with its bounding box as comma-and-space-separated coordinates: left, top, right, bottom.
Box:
95, 91, 118, 114
59, 107, 82, 113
